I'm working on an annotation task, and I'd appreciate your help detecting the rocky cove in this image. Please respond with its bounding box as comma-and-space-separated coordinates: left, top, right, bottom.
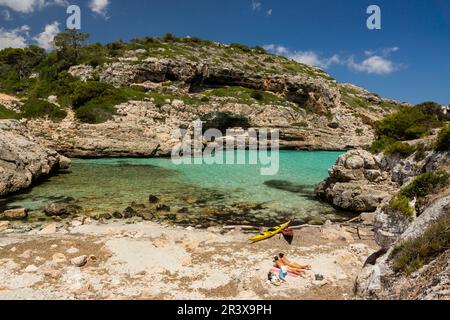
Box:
1, 117, 447, 300
1, 146, 352, 227
0, 35, 449, 300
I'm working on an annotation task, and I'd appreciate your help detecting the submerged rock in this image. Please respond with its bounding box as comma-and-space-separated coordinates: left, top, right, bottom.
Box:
148, 195, 160, 204
131, 202, 146, 209
123, 206, 137, 218
98, 213, 112, 220
264, 180, 313, 194
177, 207, 189, 214
139, 212, 155, 221
156, 204, 171, 212
44, 202, 69, 217
112, 211, 123, 219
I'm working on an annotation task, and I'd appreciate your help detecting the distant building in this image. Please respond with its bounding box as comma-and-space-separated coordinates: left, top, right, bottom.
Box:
442, 104, 450, 115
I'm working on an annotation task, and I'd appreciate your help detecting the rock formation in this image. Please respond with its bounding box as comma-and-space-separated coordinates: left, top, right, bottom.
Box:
0, 120, 70, 197
316, 150, 398, 212
316, 149, 449, 213
355, 193, 450, 300
24, 44, 404, 157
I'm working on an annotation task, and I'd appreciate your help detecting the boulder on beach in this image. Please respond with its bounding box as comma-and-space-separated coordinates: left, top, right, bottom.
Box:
1, 208, 28, 220
71, 255, 87, 267
112, 211, 123, 219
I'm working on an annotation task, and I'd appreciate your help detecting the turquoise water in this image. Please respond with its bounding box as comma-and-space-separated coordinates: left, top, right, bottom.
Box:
1, 151, 351, 226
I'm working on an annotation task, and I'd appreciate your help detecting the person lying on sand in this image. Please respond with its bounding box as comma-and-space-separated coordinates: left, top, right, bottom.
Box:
279, 253, 311, 271
273, 256, 305, 276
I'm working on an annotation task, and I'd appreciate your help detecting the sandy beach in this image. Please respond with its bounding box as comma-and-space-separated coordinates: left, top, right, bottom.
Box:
0, 219, 377, 300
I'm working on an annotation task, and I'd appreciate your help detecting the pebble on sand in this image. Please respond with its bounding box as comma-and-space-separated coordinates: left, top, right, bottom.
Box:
71, 255, 88, 267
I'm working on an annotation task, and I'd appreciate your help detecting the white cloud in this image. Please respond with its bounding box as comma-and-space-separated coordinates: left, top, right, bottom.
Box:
289, 51, 341, 69
365, 47, 399, 57
263, 44, 288, 55
32, 21, 60, 50
264, 44, 400, 75
348, 55, 397, 75
0, 0, 67, 13
251, 0, 261, 11
267, 9, 272, 16
263, 44, 341, 69
89, 0, 110, 15
0, 25, 30, 49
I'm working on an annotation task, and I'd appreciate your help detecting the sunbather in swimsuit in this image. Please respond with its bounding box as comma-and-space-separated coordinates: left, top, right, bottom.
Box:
279, 253, 311, 271
273, 256, 305, 276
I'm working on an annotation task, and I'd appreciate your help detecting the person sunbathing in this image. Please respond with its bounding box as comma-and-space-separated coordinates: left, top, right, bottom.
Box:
273, 256, 305, 276
279, 253, 311, 271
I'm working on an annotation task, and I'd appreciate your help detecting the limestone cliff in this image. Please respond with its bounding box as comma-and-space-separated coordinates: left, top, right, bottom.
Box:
19, 40, 404, 157
0, 120, 70, 197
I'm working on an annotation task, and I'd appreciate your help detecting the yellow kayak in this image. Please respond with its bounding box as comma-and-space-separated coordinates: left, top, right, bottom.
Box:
249, 221, 291, 243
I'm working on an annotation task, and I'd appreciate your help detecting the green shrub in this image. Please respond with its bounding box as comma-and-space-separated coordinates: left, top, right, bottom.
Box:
250, 90, 264, 101
400, 171, 450, 200
435, 125, 450, 151
229, 43, 252, 52
163, 33, 177, 42
0, 104, 20, 119
389, 196, 415, 219
21, 99, 67, 121
75, 82, 146, 124
374, 104, 444, 141
70, 81, 112, 108
384, 141, 416, 157
205, 86, 286, 106
390, 215, 450, 274
413, 143, 429, 162
253, 46, 267, 54
369, 136, 397, 154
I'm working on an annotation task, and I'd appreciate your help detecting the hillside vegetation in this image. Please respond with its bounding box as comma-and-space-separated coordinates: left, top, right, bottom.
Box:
0, 30, 407, 126
370, 102, 449, 156
0, 31, 336, 123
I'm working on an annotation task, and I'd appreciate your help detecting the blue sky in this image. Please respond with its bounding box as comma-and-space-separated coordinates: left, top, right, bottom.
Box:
0, 0, 449, 105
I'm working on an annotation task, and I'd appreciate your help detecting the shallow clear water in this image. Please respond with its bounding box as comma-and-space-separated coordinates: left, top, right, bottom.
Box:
1, 151, 352, 226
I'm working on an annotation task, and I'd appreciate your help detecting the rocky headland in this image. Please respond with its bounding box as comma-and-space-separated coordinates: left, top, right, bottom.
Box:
0, 120, 70, 198
316, 132, 449, 299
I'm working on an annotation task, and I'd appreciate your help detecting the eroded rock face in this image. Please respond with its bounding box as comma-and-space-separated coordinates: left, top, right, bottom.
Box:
25, 97, 379, 157
355, 195, 450, 300
57, 55, 402, 157
316, 149, 450, 213
373, 200, 413, 250
0, 120, 70, 196
316, 150, 397, 213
